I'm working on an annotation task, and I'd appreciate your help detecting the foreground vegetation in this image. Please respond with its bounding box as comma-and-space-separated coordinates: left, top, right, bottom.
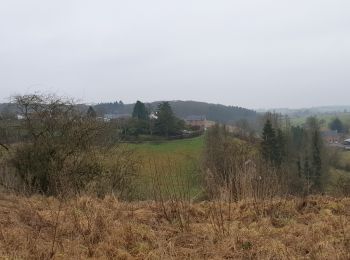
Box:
0, 194, 349, 259
1, 93, 350, 259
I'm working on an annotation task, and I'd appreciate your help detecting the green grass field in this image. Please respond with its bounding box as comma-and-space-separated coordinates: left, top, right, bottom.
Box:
128, 136, 204, 155
128, 134, 350, 199
290, 112, 350, 127
129, 136, 205, 200
338, 150, 350, 166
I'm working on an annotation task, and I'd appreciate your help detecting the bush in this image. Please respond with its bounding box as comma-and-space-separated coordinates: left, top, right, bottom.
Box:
3, 94, 138, 198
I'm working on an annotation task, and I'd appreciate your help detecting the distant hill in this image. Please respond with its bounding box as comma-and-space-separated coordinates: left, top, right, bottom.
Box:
94, 100, 257, 124
257, 106, 350, 117
0, 100, 257, 124
0, 103, 17, 116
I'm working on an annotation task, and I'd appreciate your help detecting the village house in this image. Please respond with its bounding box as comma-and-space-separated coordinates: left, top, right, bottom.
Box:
321, 130, 341, 143
103, 113, 131, 122
344, 138, 350, 150
184, 115, 215, 130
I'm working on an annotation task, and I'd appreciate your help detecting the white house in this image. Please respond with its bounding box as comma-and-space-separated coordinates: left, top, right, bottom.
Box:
344, 138, 350, 150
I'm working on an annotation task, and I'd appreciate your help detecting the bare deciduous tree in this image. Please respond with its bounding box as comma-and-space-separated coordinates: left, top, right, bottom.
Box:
4, 94, 138, 197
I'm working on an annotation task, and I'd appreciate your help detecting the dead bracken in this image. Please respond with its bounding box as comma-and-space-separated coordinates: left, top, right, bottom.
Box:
0, 194, 349, 259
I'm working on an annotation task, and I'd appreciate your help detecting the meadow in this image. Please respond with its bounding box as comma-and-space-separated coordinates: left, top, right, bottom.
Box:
128, 135, 204, 155
290, 112, 350, 128
128, 134, 350, 200
129, 136, 205, 200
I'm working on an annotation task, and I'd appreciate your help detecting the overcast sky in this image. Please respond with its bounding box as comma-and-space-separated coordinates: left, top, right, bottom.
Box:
1, 1, 350, 109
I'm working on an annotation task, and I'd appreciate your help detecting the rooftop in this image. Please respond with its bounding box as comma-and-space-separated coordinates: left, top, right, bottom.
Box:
321, 130, 339, 137
185, 115, 206, 121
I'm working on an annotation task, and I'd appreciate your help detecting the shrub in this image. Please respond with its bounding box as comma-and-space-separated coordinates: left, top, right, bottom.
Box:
3, 94, 138, 198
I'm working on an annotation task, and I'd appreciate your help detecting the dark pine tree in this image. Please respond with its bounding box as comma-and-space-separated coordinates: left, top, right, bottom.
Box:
86, 106, 97, 118
329, 117, 344, 133
311, 129, 322, 191
303, 155, 311, 194
154, 102, 179, 137
274, 128, 286, 166
261, 119, 277, 164
132, 101, 148, 120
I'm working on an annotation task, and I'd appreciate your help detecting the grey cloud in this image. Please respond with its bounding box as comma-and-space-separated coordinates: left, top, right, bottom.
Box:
1, 0, 350, 108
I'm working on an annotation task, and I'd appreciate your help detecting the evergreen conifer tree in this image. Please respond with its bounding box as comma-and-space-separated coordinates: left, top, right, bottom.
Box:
261, 119, 276, 164
132, 101, 148, 120
329, 117, 344, 133
86, 106, 97, 118
155, 102, 178, 137
311, 129, 322, 191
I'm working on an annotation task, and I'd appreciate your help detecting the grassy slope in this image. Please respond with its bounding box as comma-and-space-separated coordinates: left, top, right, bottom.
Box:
128, 135, 350, 200
128, 136, 204, 154
0, 194, 349, 259
290, 112, 350, 127
340, 150, 350, 162
129, 136, 205, 200
329, 149, 350, 183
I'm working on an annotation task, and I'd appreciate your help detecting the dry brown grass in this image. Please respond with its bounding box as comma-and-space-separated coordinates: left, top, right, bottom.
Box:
0, 193, 349, 259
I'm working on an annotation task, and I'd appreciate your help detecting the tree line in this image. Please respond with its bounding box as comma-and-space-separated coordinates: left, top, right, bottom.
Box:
125, 100, 186, 138
1, 93, 348, 200
0, 95, 193, 197
203, 113, 332, 201
86, 100, 258, 124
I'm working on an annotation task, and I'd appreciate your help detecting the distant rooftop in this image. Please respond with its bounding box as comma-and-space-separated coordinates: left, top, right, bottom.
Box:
321, 130, 339, 137
104, 113, 131, 119
185, 115, 206, 121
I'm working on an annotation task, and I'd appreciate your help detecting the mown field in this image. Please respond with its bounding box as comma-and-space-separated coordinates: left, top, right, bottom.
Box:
129, 136, 205, 200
